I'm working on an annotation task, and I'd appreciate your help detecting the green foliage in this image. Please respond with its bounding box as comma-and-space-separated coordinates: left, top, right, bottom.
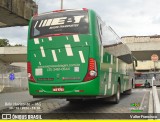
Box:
0, 39, 10, 47
0, 39, 24, 47
14, 44, 24, 47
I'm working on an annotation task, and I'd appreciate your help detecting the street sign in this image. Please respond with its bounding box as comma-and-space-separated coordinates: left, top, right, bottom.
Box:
9, 73, 15, 81
151, 54, 159, 62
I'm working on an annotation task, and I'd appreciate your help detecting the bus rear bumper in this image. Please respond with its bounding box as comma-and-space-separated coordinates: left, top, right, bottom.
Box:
28, 79, 100, 97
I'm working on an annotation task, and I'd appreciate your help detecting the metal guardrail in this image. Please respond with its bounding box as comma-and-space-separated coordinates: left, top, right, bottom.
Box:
152, 86, 160, 113
151, 77, 160, 116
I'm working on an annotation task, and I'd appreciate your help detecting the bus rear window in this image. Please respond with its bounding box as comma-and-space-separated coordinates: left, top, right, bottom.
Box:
30, 10, 89, 38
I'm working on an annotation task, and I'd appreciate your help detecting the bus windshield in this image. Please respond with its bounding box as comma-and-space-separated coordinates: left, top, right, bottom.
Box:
30, 10, 89, 38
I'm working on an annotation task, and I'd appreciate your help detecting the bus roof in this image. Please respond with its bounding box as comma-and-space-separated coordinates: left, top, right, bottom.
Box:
33, 8, 90, 17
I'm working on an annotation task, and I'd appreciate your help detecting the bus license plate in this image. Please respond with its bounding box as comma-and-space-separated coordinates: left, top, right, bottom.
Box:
53, 87, 64, 92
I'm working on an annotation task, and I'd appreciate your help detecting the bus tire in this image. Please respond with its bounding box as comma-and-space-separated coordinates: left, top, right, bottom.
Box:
123, 89, 132, 95
67, 99, 82, 103
112, 82, 120, 104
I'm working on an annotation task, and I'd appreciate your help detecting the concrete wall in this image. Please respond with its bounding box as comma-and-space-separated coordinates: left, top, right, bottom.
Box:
0, 62, 27, 92
122, 35, 160, 43
136, 61, 160, 71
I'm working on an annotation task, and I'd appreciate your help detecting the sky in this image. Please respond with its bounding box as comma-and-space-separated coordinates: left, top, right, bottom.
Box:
0, 0, 160, 46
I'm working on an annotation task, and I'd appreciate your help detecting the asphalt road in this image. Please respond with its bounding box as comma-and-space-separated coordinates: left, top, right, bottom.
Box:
0, 88, 151, 119
0, 91, 42, 110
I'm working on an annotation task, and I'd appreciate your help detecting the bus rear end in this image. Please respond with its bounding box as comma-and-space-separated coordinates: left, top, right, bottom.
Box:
27, 9, 100, 98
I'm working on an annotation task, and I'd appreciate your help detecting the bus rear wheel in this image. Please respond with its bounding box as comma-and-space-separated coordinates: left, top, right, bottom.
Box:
67, 99, 83, 103
112, 82, 120, 104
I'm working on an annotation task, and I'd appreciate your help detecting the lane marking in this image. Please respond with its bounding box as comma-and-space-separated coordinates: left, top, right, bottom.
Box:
34, 38, 39, 44
79, 51, 85, 63
142, 89, 147, 91
65, 44, 73, 56
73, 35, 80, 42
85, 42, 88, 45
66, 36, 68, 40
40, 46, 46, 57
58, 49, 61, 52
139, 92, 147, 110
51, 50, 58, 62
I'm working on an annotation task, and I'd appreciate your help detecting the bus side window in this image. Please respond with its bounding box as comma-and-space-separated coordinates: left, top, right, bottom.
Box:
96, 17, 102, 43
100, 24, 103, 35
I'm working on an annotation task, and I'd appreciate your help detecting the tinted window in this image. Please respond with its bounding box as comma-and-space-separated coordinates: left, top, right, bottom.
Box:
30, 10, 89, 38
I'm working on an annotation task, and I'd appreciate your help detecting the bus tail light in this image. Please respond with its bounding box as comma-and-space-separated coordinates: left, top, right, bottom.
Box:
82, 8, 88, 11
27, 62, 35, 82
52, 10, 65, 12
83, 58, 98, 82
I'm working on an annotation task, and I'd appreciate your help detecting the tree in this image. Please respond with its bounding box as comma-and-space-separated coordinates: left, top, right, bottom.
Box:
14, 44, 24, 47
0, 39, 10, 47
0, 39, 24, 47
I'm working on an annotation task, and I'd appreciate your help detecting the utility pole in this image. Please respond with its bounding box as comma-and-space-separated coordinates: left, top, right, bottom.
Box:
61, 0, 63, 10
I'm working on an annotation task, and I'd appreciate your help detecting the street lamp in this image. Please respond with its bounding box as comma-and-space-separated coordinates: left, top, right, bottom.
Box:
61, 0, 63, 10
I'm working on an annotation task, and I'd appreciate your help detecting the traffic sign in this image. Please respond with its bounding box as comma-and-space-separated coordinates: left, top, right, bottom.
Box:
9, 73, 15, 81
151, 54, 159, 62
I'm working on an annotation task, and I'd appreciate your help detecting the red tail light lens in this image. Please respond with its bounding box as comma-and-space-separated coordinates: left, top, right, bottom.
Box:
82, 8, 88, 11
83, 58, 98, 82
52, 10, 64, 12
27, 62, 35, 82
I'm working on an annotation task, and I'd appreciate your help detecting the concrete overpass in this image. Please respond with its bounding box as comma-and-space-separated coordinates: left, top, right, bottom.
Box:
0, 0, 38, 27
0, 47, 26, 63
122, 35, 160, 60
122, 35, 160, 71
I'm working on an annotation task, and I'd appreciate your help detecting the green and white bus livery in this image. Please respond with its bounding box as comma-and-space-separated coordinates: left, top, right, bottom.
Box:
27, 8, 136, 103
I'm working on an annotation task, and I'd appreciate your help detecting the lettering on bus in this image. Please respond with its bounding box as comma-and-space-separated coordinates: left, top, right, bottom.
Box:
38, 64, 80, 72
37, 16, 84, 27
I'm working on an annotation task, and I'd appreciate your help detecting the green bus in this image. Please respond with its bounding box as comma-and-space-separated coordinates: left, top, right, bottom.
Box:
27, 8, 136, 103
